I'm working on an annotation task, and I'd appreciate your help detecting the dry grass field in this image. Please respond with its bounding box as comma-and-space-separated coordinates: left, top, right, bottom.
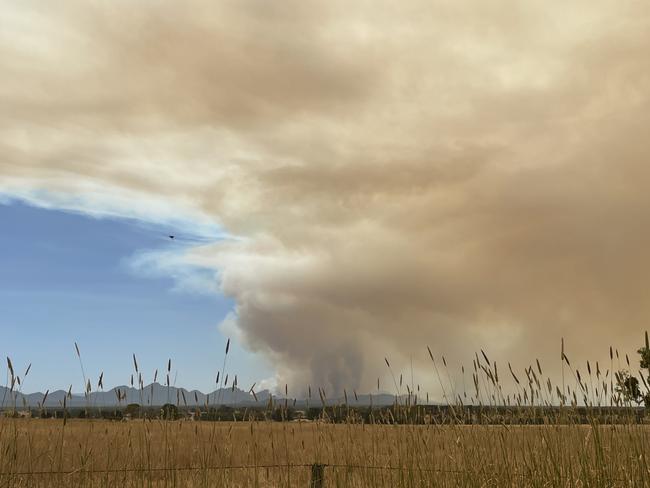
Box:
3, 338, 650, 486
1, 415, 650, 487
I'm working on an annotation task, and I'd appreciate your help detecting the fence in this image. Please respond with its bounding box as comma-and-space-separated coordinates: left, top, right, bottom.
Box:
0, 463, 639, 486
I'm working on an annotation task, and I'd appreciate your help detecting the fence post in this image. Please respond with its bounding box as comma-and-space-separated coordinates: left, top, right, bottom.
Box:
310, 463, 325, 488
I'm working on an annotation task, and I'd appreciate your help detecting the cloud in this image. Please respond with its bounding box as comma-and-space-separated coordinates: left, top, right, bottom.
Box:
2, 0, 650, 394
127, 247, 221, 296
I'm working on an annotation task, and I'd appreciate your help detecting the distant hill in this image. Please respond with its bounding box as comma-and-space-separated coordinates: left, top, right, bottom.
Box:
0, 384, 413, 408
0, 383, 269, 409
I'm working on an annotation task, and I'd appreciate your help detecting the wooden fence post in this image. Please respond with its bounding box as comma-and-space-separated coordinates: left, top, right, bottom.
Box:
310, 463, 325, 488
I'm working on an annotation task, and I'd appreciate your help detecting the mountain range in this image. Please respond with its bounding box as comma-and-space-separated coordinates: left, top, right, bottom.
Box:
0, 383, 407, 408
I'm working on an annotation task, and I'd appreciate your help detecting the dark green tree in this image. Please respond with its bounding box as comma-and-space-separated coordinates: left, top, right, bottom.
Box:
637, 331, 650, 407
615, 371, 642, 405
161, 403, 178, 420
124, 403, 141, 418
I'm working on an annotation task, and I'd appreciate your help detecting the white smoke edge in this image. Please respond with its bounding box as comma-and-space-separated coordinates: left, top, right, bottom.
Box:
0, 181, 222, 240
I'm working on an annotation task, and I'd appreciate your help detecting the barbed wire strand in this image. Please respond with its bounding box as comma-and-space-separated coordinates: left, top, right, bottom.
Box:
0, 463, 640, 483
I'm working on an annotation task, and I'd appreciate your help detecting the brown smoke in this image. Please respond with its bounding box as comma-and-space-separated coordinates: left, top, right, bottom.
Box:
2, 0, 650, 393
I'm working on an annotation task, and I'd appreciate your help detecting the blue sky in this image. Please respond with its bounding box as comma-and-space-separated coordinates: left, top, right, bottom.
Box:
0, 200, 269, 393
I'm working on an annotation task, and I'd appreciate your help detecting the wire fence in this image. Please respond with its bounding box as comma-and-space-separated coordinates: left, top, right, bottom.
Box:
0, 462, 640, 483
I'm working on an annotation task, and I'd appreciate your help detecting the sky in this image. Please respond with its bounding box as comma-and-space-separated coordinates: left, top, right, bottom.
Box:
1, 0, 650, 396
0, 200, 270, 393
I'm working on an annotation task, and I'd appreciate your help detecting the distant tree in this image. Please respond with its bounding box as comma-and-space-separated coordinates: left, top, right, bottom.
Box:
161, 403, 178, 420
636, 331, 650, 407
103, 409, 122, 420
125, 403, 140, 418
270, 407, 295, 422
615, 370, 642, 406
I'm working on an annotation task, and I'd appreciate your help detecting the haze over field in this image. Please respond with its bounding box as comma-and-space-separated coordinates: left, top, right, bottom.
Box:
2, 1, 650, 394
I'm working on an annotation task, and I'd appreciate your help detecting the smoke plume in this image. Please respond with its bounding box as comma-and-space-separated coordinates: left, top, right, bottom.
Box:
2, 0, 650, 393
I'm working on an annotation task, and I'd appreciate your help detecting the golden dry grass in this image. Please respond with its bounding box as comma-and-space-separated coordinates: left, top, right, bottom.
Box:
3, 337, 650, 486
2, 417, 650, 487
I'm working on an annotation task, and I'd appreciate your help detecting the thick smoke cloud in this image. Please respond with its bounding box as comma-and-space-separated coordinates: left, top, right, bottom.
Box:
2, 0, 650, 394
